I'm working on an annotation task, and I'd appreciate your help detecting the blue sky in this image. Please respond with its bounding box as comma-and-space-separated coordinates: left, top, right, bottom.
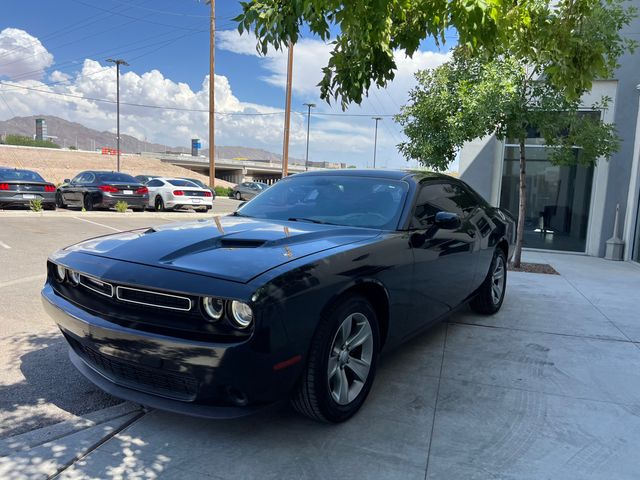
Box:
0, 0, 454, 169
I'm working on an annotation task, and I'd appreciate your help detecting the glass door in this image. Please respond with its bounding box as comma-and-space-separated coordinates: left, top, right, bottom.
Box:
499, 146, 594, 252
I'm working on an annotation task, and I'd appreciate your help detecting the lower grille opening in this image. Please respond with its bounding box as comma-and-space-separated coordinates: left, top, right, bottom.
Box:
68, 336, 198, 401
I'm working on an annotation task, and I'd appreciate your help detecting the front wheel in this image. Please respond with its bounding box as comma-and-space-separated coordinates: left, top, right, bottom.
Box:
470, 248, 507, 315
154, 196, 166, 212
291, 295, 379, 423
235, 191, 242, 200
83, 194, 93, 211
55, 192, 66, 208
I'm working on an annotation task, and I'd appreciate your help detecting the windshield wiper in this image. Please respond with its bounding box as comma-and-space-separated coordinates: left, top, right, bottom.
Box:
288, 217, 334, 225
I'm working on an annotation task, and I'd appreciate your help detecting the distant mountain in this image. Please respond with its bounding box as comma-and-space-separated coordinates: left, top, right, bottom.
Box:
0, 115, 305, 164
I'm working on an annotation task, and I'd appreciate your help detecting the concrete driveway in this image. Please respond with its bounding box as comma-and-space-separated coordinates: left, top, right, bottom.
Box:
2, 247, 640, 479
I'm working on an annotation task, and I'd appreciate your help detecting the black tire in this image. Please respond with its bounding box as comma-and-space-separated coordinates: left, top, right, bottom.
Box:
470, 248, 507, 315
55, 192, 66, 208
132, 207, 145, 212
235, 191, 242, 200
44, 203, 56, 211
154, 196, 165, 212
291, 295, 380, 423
83, 194, 94, 211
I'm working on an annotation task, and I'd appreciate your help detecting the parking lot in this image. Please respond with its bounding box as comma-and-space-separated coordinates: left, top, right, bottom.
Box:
2, 210, 640, 479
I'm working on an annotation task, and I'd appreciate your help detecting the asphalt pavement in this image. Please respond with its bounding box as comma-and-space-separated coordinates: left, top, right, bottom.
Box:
0, 198, 238, 440
2, 208, 640, 479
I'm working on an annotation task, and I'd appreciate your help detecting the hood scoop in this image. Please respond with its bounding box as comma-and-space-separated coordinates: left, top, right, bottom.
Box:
219, 238, 267, 248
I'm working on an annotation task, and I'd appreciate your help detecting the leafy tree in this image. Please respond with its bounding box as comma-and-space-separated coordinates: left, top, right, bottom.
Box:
395, 48, 622, 267
235, 0, 635, 108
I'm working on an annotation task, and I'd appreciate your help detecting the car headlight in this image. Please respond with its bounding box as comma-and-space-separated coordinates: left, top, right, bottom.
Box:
202, 297, 224, 320
230, 300, 253, 329
68, 270, 80, 285
55, 264, 66, 282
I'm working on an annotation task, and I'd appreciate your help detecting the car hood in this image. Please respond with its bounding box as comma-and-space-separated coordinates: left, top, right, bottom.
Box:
61, 216, 380, 283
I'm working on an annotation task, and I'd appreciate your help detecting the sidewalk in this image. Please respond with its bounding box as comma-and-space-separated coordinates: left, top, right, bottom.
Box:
2, 252, 640, 479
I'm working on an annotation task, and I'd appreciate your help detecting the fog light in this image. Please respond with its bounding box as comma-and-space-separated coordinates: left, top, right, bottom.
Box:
55, 264, 66, 282
202, 297, 224, 320
230, 301, 253, 329
68, 270, 80, 285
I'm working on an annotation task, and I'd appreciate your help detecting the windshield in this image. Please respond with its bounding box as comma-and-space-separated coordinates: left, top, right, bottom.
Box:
168, 179, 198, 187
254, 183, 269, 190
97, 172, 138, 183
237, 175, 408, 229
0, 169, 45, 182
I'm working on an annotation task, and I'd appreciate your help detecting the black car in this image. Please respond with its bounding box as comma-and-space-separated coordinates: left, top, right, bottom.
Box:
180, 177, 216, 199
0, 167, 56, 209
56, 171, 148, 211
42, 170, 515, 423
134, 174, 160, 184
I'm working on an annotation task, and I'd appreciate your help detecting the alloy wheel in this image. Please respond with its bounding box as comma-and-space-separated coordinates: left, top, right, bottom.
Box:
491, 255, 506, 304
327, 312, 373, 405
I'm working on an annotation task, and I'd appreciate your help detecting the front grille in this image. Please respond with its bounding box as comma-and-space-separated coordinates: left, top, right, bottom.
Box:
74, 340, 198, 401
116, 286, 192, 311
79, 274, 114, 297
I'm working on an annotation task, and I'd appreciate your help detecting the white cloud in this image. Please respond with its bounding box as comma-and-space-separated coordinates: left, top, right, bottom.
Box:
0, 28, 54, 80
0, 29, 450, 168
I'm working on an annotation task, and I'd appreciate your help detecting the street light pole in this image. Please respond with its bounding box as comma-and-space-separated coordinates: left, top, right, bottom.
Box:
206, 0, 216, 188
106, 58, 128, 172
303, 102, 315, 170
372, 116, 382, 168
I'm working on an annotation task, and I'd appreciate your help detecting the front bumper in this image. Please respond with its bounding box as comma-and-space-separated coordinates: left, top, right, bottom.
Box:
41, 284, 300, 418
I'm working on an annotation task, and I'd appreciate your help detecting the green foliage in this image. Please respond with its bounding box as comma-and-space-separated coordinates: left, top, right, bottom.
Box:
234, 0, 636, 108
395, 48, 621, 172
1, 134, 60, 149
114, 201, 129, 213
214, 186, 232, 197
29, 198, 43, 212
68, 145, 77, 150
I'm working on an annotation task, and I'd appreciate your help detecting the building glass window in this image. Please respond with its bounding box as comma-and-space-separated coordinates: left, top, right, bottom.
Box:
499, 146, 594, 252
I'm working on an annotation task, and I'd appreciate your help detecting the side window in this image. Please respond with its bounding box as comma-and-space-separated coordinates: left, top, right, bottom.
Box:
147, 179, 162, 187
76, 173, 90, 184
412, 183, 448, 227
84, 173, 96, 184
412, 181, 478, 228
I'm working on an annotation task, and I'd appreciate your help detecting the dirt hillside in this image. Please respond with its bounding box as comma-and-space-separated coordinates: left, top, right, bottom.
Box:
0, 145, 234, 188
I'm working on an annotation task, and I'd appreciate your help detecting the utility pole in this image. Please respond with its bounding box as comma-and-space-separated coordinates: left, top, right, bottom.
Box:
206, 0, 216, 187
372, 116, 382, 168
303, 102, 315, 170
106, 58, 128, 172
281, 42, 294, 178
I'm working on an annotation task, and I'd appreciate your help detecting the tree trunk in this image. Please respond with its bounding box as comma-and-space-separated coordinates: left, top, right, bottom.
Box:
512, 137, 527, 268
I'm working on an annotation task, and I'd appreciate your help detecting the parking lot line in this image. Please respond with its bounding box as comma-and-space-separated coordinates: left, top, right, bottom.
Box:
0, 273, 45, 289
73, 217, 122, 232
0, 240, 11, 249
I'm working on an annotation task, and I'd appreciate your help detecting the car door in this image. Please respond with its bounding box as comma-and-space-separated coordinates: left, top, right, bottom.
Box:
407, 180, 480, 332
146, 179, 164, 208
64, 173, 85, 205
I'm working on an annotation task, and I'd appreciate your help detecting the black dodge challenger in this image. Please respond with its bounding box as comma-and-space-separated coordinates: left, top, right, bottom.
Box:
42, 170, 515, 422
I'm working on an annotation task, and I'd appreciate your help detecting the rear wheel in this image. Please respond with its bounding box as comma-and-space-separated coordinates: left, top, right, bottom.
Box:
291, 295, 379, 423
470, 248, 507, 314
154, 196, 165, 212
83, 194, 93, 211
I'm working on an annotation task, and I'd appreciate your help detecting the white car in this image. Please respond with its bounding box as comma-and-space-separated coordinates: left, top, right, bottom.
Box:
145, 178, 213, 212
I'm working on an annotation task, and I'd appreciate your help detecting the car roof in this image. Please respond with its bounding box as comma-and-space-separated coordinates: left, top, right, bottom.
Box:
291, 169, 453, 183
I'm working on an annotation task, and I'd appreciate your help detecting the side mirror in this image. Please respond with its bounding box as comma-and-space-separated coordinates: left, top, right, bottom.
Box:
434, 211, 461, 230
63, 178, 70, 183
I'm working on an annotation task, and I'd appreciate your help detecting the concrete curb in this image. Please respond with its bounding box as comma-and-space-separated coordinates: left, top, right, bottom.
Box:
0, 403, 146, 480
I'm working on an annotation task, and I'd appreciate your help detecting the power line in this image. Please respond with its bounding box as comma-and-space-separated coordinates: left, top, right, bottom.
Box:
0, 81, 401, 118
